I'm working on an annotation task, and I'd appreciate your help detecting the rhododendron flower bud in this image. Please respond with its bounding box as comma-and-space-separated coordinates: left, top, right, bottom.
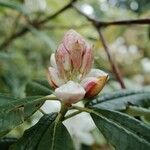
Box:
47, 30, 108, 104
55, 29, 93, 79
81, 69, 108, 97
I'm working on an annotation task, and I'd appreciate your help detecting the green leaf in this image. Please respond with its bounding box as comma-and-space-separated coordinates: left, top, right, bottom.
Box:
25, 79, 53, 96
9, 113, 57, 150
0, 94, 43, 114
37, 122, 75, 150
0, 1, 27, 15
86, 89, 150, 111
10, 113, 75, 150
0, 138, 17, 150
0, 94, 44, 137
91, 108, 150, 150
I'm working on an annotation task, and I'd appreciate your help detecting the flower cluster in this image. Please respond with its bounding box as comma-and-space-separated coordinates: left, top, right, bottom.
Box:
47, 30, 108, 104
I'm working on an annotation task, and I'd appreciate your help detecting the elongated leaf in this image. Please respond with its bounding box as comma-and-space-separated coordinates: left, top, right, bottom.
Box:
0, 95, 44, 137
37, 122, 75, 150
0, 94, 43, 114
9, 113, 57, 150
34, 79, 51, 89
93, 108, 150, 141
25, 79, 53, 96
0, 1, 27, 15
87, 89, 150, 111
91, 108, 150, 150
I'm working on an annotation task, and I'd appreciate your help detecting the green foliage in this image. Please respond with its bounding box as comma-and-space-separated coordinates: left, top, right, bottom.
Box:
10, 113, 75, 150
9, 113, 57, 150
0, 94, 43, 137
86, 88, 150, 110
37, 121, 74, 150
0, 138, 17, 150
85, 89, 150, 149
91, 108, 150, 150
1, 81, 150, 149
25, 79, 53, 96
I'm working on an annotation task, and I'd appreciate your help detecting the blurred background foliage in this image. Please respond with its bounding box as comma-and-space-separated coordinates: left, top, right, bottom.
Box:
0, 0, 150, 149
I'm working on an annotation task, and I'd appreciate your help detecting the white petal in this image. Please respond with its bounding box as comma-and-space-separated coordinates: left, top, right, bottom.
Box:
55, 81, 85, 104
50, 53, 57, 68
47, 67, 65, 87
86, 68, 108, 78
41, 100, 61, 113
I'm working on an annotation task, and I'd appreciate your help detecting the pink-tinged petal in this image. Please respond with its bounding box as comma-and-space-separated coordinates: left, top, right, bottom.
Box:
63, 29, 91, 71
81, 75, 108, 98
80, 45, 93, 76
47, 67, 65, 88
55, 81, 86, 104
55, 43, 71, 79
80, 77, 97, 92
86, 69, 108, 78
50, 53, 57, 68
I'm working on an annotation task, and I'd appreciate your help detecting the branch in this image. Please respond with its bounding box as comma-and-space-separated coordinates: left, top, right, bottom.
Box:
0, 0, 77, 50
97, 18, 150, 27
96, 28, 126, 89
73, 5, 150, 27
73, 5, 126, 89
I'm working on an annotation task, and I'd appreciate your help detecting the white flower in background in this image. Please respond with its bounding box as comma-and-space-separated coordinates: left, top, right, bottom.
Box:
41, 101, 95, 150
64, 111, 95, 149
24, 0, 46, 13
141, 58, 150, 73
109, 37, 140, 65
41, 100, 61, 113
47, 29, 108, 104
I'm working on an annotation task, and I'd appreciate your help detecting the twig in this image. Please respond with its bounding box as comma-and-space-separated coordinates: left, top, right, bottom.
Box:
96, 18, 150, 27
96, 29, 126, 89
73, 5, 126, 89
72, 6, 150, 27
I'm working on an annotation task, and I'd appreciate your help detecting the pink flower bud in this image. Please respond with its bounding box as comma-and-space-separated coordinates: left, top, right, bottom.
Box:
81, 69, 108, 97
63, 30, 85, 71
47, 30, 108, 104
80, 44, 93, 76
55, 29, 93, 79
55, 43, 71, 80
